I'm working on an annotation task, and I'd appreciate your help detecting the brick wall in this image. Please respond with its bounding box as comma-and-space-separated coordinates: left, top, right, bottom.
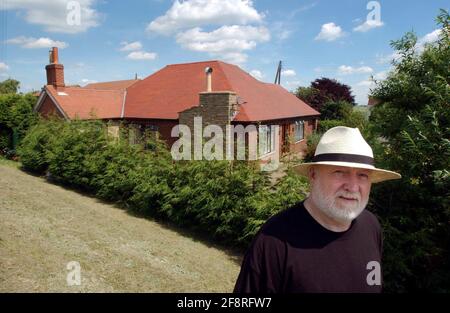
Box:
121, 118, 179, 148
37, 94, 65, 118
179, 91, 237, 157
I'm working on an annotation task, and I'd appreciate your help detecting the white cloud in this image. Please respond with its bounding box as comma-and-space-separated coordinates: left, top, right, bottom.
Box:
287, 2, 318, 19
127, 51, 157, 60
6, 36, 68, 49
353, 19, 384, 32
356, 80, 373, 87
281, 69, 296, 77
282, 80, 302, 91
417, 29, 442, 52
176, 25, 270, 64
352, 82, 372, 105
376, 51, 402, 64
353, 70, 389, 104
375, 29, 441, 65
0, 62, 9, 71
81, 78, 97, 85
147, 0, 264, 35
315, 22, 345, 42
271, 21, 293, 41
120, 41, 143, 51
373, 70, 388, 80
313, 67, 323, 73
2, 0, 100, 34
338, 65, 373, 75
146, 0, 268, 64
219, 52, 249, 64
250, 69, 264, 80
279, 30, 292, 40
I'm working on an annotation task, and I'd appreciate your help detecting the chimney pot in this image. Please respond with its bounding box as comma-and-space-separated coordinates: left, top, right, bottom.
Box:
205, 67, 213, 92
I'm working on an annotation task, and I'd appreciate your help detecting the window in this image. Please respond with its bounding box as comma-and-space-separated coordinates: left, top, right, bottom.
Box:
294, 120, 304, 142
259, 125, 275, 156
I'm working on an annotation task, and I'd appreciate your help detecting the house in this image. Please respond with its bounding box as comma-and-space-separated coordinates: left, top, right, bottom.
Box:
35, 47, 320, 162
367, 96, 381, 106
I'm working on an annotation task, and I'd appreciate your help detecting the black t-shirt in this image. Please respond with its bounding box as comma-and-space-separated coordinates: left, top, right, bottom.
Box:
234, 201, 383, 293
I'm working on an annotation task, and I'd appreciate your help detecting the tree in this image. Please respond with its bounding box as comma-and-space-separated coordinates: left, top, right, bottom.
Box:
295, 77, 355, 112
320, 100, 353, 120
0, 79, 20, 94
368, 9, 450, 292
0, 93, 38, 153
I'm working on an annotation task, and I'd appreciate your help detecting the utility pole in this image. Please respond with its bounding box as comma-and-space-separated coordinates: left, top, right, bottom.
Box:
274, 61, 282, 85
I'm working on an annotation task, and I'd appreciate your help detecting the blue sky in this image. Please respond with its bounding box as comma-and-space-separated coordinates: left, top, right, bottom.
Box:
0, 0, 448, 104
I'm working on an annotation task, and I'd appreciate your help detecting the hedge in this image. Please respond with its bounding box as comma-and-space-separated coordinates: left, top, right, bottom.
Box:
17, 119, 309, 247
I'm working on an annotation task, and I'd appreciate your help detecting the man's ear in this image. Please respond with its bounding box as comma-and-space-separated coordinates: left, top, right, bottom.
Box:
308, 166, 316, 182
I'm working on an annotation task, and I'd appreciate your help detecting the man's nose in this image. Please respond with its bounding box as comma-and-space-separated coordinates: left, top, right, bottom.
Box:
344, 174, 359, 193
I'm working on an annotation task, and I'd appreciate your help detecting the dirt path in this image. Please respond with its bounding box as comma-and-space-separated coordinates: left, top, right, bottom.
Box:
0, 164, 242, 292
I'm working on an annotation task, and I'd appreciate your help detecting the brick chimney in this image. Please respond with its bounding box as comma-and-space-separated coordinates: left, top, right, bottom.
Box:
45, 47, 65, 88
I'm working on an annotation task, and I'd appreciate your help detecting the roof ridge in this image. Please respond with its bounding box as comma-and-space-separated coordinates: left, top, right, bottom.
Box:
167, 60, 222, 67
86, 79, 139, 84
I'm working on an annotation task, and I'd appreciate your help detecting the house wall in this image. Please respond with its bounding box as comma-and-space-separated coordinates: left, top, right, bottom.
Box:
178, 91, 237, 158
122, 118, 179, 148
37, 94, 65, 118
233, 116, 318, 161
279, 116, 317, 157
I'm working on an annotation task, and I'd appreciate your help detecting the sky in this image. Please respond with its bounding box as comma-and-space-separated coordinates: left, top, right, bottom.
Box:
0, 0, 448, 105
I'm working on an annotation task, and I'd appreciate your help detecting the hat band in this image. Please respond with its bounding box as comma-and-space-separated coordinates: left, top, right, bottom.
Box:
312, 153, 374, 165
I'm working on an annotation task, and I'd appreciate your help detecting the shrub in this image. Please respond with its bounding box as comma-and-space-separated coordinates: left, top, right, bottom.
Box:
17, 118, 310, 248
17, 119, 61, 173
367, 10, 450, 292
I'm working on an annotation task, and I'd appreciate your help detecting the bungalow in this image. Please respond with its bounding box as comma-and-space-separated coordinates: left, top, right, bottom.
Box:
35, 47, 320, 163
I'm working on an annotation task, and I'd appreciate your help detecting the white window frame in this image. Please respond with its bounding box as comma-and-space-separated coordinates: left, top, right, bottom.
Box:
259, 124, 276, 156
294, 120, 304, 143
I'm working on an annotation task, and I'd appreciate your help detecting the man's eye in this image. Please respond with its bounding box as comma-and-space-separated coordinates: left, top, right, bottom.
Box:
359, 174, 369, 179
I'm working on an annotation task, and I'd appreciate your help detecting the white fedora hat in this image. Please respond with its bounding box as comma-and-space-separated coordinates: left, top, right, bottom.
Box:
294, 126, 401, 183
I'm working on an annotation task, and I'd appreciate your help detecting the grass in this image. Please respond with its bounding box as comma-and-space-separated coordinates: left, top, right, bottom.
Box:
0, 163, 243, 292
0, 156, 20, 168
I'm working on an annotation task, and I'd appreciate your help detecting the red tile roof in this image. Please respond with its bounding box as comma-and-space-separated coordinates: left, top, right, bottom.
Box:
84, 79, 139, 90
124, 60, 319, 121
44, 85, 124, 119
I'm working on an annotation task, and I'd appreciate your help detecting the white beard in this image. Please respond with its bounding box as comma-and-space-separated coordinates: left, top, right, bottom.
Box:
310, 181, 368, 224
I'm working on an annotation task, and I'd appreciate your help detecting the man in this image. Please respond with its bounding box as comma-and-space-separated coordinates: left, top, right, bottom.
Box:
234, 126, 401, 293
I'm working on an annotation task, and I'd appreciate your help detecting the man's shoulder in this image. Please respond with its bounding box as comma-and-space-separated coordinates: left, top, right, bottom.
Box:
253, 202, 305, 243
358, 209, 381, 230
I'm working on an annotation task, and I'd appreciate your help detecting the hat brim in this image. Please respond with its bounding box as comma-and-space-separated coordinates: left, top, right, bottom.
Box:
293, 161, 401, 183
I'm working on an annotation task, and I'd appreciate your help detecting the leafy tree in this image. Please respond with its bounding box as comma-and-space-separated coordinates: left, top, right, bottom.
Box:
295, 77, 356, 112
368, 9, 450, 292
0, 93, 38, 152
320, 100, 353, 120
0, 79, 20, 94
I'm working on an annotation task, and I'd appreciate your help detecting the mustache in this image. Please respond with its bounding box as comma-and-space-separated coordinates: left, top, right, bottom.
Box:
335, 191, 361, 202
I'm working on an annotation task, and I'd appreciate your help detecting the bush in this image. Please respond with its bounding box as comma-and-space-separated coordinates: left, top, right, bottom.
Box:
17, 119, 61, 173
45, 120, 108, 189
0, 93, 38, 152
320, 100, 353, 120
303, 132, 322, 162
17, 118, 310, 247
367, 10, 450, 292
317, 119, 342, 133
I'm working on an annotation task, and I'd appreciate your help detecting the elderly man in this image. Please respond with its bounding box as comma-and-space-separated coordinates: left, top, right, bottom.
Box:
234, 126, 401, 293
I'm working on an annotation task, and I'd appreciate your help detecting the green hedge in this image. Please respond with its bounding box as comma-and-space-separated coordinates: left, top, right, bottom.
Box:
17, 119, 308, 247
0, 93, 38, 155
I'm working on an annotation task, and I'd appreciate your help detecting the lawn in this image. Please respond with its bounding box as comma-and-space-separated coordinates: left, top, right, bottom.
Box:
0, 163, 242, 292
